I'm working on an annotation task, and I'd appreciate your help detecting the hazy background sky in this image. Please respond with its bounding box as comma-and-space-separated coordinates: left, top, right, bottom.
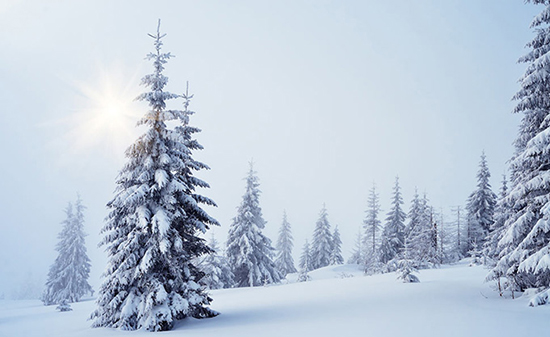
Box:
0, 0, 541, 297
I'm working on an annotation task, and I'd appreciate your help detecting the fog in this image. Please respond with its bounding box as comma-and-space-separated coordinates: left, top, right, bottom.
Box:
0, 0, 539, 297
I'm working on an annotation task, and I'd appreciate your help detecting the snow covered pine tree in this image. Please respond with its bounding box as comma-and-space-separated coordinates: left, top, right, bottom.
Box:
91, 22, 219, 331
379, 177, 406, 268
490, 0, 550, 305
484, 174, 511, 266
405, 190, 437, 268
298, 240, 312, 282
465, 152, 497, 254
275, 211, 297, 277
347, 229, 364, 265
310, 205, 333, 270
299, 239, 313, 273
363, 184, 382, 273
42, 196, 92, 306
226, 164, 281, 287
329, 226, 344, 265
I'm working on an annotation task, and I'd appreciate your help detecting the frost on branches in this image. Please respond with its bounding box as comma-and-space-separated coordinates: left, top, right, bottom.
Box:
489, 1, 550, 299
226, 165, 281, 287
275, 211, 297, 277
42, 196, 92, 306
91, 22, 219, 331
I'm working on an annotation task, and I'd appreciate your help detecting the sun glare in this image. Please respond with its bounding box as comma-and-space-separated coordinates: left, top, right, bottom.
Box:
64, 65, 143, 159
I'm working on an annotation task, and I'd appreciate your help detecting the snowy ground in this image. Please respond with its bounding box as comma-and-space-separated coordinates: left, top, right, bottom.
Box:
2, 261, 549, 337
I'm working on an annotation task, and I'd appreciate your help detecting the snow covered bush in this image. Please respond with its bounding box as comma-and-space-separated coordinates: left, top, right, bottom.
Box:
56, 300, 72, 312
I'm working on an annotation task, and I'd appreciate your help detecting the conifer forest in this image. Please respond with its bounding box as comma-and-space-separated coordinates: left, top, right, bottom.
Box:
2, 1, 550, 336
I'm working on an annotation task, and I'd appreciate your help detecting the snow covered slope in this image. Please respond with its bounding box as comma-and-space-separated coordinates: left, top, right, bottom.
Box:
1, 261, 549, 337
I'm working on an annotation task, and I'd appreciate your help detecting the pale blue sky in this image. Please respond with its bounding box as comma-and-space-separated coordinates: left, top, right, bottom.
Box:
0, 0, 541, 295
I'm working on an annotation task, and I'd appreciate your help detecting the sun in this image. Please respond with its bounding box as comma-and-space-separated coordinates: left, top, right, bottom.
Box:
64, 64, 143, 158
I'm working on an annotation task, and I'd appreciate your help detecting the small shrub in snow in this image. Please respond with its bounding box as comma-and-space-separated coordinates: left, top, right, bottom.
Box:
338, 273, 354, 279
297, 269, 311, 282
56, 300, 72, 312
397, 259, 419, 283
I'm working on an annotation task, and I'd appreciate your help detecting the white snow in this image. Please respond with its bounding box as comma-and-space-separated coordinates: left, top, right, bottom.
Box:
2, 261, 550, 337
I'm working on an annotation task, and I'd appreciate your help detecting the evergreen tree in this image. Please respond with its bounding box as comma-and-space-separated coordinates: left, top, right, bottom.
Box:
379, 177, 406, 264
465, 152, 497, 251
198, 235, 234, 290
347, 229, 364, 265
299, 239, 313, 272
91, 23, 218, 331
396, 234, 419, 283
42, 196, 92, 306
275, 211, 297, 277
426, 205, 442, 266
406, 191, 437, 267
450, 206, 466, 259
329, 226, 344, 265
491, 1, 550, 298
363, 184, 381, 272
484, 174, 511, 264
226, 164, 281, 287
297, 240, 312, 282
310, 205, 333, 270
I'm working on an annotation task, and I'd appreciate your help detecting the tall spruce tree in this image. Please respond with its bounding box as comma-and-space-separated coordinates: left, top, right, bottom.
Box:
465, 152, 497, 252
491, 1, 550, 300
42, 196, 92, 306
310, 205, 333, 270
226, 164, 281, 287
91, 23, 218, 331
363, 184, 381, 272
275, 211, 297, 277
330, 226, 344, 265
379, 177, 406, 264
